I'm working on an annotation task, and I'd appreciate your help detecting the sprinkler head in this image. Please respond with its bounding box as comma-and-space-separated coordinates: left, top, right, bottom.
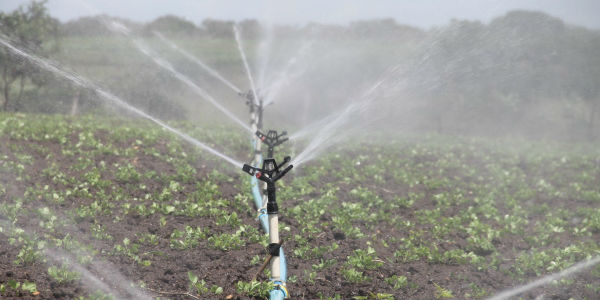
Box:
238, 90, 254, 105
256, 130, 289, 158
240, 89, 265, 129
239, 89, 263, 108
242, 156, 293, 214
242, 156, 293, 184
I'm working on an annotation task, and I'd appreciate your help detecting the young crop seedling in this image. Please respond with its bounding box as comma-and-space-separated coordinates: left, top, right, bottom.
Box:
346, 246, 384, 270
187, 271, 223, 296
0, 279, 38, 297
48, 264, 81, 284
384, 275, 408, 290
235, 280, 274, 298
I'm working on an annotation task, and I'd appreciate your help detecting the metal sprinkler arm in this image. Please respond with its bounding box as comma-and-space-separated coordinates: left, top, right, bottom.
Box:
241, 156, 292, 184
242, 156, 293, 214
239, 90, 264, 129
256, 130, 289, 158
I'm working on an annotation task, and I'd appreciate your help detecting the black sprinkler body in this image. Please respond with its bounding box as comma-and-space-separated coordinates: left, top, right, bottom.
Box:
239, 90, 264, 130
256, 130, 288, 159
242, 156, 293, 214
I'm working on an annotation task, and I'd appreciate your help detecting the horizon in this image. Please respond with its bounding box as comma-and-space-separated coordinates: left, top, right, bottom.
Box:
1, 0, 600, 30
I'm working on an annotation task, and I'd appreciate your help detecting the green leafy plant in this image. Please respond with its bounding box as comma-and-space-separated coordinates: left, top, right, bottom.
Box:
48, 264, 81, 284
434, 283, 454, 299
353, 292, 394, 300
0, 279, 37, 295
341, 267, 370, 283
235, 280, 273, 298
384, 275, 408, 290
347, 246, 383, 270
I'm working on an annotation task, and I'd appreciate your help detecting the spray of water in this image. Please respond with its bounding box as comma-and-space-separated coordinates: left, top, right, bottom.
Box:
45, 249, 153, 300
291, 100, 368, 167
257, 20, 274, 89
0, 35, 243, 169
290, 68, 393, 143
233, 25, 260, 105
153, 31, 242, 94
485, 255, 600, 300
103, 20, 252, 133
291, 68, 401, 167
263, 40, 314, 106
0, 215, 150, 300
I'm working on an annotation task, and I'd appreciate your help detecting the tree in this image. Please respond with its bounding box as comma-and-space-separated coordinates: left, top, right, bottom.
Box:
144, 15, 202, 36
0, 0, 59, 111
202, 19, 234, 38
566, 28, 600, 139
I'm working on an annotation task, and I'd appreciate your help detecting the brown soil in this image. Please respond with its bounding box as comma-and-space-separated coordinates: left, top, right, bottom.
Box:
0, 131, 599, 300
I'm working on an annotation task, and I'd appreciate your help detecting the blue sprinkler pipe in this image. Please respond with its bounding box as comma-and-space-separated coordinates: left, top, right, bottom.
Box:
251, 158, 269, 231
245, 90, 288, 299
246, 152, 289, 299
251, 137, 269, 231
251, 161, 288, 299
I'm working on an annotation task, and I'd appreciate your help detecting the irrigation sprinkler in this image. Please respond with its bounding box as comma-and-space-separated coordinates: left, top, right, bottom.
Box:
253, 129, 289, 245
256, 130, 288, 159
242, 156, 293, 300
239, 89, 264, 131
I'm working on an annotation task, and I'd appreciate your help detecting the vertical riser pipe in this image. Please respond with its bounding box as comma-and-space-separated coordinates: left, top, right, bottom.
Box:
269, 214, 280, 281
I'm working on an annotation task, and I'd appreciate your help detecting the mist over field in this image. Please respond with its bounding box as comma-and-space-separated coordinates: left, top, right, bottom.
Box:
1, 1, 599, 300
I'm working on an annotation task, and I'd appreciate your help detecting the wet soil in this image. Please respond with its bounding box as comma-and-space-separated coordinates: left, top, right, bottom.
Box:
0, 130, 599, 300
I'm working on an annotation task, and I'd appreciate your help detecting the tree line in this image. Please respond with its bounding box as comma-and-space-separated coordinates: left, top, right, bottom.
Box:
1, 1, 599, 140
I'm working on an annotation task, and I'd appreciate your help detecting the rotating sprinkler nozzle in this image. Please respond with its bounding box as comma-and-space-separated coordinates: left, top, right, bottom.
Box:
242, 156, 293, 211
256, 130, 289, 159
242, 156, 293, 299
239, 89, 264, 130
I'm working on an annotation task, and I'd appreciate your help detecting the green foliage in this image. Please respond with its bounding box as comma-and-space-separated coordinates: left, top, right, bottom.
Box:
384, 275, 408, 290
208, 232, 245, 251
346, 246, 383, 270
0, 0, 60, 111
353, 293, 394, 300
341, 267, 370, 283
76, 290, 114, 300
0, 279, 37, 295
465, 283, 488, 299
433, 283, 454, 299
235, 280, 273, 298
170, 226, 207, 250
112, 238, 152, 266
1, 113, 600, 300
48, 264, 81, 284
12, 236, 45, 265
187, 272, 223, 296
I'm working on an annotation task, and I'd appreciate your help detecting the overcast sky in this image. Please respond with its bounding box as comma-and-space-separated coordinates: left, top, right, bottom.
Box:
1, 0, 599, 29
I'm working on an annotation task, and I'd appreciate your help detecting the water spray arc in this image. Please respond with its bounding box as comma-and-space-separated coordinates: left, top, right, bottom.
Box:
234, 25, 260, 106
485, 255, 600, 300
0, 35, 243, 169
290, 65, 403, 167
153, 31, 242, 94
104, 20, 252, 133
242, 157, 293, 300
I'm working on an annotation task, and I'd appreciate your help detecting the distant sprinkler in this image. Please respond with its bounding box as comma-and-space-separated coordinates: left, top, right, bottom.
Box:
256, 130, 288, 159
239, 89, 264, 130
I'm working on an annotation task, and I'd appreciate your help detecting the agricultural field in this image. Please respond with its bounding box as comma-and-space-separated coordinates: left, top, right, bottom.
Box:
0, 113, 599, 300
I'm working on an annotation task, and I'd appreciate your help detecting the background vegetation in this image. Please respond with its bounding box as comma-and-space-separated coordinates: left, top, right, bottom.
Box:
1, 1, 599, 141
